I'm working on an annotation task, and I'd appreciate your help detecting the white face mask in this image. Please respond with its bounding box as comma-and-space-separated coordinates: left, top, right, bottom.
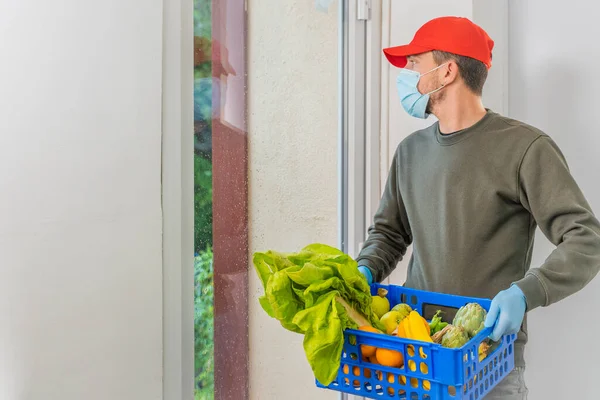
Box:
396, 62, 448, 119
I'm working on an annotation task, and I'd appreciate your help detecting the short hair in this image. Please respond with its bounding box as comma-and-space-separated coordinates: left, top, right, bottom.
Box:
432, 50, 489, 96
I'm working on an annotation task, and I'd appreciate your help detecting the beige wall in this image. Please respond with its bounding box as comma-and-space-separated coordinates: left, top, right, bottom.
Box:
247, 1, 339, 399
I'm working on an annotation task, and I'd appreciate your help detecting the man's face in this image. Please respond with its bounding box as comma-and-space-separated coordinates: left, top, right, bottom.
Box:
405, 52, 446, 114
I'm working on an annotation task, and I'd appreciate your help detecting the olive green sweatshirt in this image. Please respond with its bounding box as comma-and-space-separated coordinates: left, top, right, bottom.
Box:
356, 110, 600, 366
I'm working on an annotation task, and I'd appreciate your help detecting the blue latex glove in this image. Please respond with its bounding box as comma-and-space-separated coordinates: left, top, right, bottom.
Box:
358, 265, 373, 285
484, 285, 527, 342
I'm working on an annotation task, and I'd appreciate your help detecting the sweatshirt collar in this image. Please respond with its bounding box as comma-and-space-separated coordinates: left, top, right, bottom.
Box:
435, 109, 495, 145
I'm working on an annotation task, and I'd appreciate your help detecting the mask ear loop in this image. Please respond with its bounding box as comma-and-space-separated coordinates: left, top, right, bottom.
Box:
422, 63, 449, 96
424, 81, 445, 96
420, 62, 449, 78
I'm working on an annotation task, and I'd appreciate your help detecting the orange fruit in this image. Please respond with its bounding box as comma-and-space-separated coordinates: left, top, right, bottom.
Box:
359, 326, 381, 358
375, 348, 404, 368
368, 355, 379, 364
361, 345, 376, 358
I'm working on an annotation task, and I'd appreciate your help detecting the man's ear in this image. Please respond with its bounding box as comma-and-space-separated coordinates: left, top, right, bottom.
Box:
442, 60, 460, 86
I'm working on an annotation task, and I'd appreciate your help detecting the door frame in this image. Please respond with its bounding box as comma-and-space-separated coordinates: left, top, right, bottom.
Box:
339, 1, 383, 399
341, 0, 382, 261
162, 0, 250, 398
162, 0, 195, 398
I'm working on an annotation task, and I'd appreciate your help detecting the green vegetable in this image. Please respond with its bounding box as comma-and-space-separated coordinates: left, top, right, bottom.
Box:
441, 325, 469, 348
429, 310, 449, 335
453, 303, 487, 338
253, 243, 384, 386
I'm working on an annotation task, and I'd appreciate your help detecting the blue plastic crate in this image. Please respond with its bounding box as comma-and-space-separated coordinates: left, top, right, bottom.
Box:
316, 284, 516, 399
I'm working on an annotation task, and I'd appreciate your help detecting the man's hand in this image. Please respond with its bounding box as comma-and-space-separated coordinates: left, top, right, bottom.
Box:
358, 265, 373, 285
484, 285, 527, 342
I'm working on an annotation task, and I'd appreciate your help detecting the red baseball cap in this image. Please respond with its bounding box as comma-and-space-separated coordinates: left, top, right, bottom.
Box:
383, 16, 494, 69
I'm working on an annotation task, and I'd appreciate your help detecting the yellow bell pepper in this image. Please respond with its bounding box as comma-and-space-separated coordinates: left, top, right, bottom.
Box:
397, 311, 433, 343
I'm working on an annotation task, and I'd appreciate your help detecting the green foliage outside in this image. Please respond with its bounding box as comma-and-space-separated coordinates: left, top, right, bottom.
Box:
195, 154, 213, 252
195, 249, 214, 400
194, 0, 211, 38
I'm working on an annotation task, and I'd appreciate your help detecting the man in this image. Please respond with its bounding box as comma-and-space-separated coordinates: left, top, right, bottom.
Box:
355, 16, 600, 399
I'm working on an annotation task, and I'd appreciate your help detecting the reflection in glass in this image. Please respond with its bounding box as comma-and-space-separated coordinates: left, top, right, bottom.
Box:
194, 1, 214, 399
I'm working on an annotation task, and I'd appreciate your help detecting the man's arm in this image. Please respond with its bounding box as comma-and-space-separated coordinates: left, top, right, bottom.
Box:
514, 135, 600, 310
356, 148, 412, 282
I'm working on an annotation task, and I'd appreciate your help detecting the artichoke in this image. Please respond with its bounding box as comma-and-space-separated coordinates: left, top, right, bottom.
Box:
441, 325, 469, 348
453, 303, 487, 338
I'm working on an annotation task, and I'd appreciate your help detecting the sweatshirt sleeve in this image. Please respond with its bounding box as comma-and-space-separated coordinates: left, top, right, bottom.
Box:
515, 135, 600, 311
355, 147, 412, 282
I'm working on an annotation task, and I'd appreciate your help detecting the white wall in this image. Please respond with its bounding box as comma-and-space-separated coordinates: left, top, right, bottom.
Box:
247, 1, 339, 399
0, 2, 164, 399
509, 1, 600, 397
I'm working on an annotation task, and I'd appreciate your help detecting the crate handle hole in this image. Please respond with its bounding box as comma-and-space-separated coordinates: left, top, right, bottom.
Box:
448, 385, 457, 397
408, 360, 417, 372
423, 379, 431, 391
348, 334, 357, 346
410, 377, 419, 388
398, 374, 407, 386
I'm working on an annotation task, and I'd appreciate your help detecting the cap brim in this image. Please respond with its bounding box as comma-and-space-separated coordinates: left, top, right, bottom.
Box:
383, 44, 433, 68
